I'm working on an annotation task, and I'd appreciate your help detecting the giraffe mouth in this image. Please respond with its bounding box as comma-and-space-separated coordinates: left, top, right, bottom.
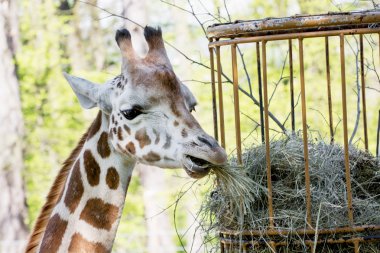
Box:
182, 155, 212, 179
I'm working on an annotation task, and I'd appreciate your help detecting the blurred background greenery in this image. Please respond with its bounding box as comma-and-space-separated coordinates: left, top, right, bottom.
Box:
0, 0, 379, 252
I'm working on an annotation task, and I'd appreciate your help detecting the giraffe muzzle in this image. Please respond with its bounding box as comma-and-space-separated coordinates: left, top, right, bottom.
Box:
197, 135, 228, 165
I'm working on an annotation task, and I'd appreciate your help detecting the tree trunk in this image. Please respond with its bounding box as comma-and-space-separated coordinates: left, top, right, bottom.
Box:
122, 1, 176, 252
67, 0, 106, 72
0, 0, 28, 252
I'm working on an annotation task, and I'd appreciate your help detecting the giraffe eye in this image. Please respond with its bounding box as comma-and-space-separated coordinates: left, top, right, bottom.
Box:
121, 107, 142, 120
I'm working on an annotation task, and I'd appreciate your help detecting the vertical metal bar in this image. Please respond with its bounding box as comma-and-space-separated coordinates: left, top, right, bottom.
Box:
231, 44, 242, 164
359, 34, 369, 151
306, 241, 315, 253
299, 38, 312, 227
289, 39, 295, 133
262, 40, 274, 228
325, 37, 334, 143
209, 42, 218, 141
376, 110, 380, 158
340, 34, 354, 224
256, 42, 265, 143
310, 244, 315, 253
269, 241, 277, 253
378, 36, 380, 141
216, 46, 226, 148
354, 240, 359, 253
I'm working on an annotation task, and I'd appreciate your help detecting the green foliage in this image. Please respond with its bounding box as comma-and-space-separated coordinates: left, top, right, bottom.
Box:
19, 0, 82, 225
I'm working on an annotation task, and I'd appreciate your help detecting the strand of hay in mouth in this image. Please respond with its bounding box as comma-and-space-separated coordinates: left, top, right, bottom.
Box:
198, 136, 380, 252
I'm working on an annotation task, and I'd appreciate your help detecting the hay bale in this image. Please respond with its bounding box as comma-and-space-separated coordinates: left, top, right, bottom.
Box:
200, 137, 380, 252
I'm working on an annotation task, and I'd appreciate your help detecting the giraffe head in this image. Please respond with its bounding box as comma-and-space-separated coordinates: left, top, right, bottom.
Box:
64, 26, 227, 179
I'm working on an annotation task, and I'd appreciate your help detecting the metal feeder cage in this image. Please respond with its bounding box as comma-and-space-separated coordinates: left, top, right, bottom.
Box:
207, 10, 380, 253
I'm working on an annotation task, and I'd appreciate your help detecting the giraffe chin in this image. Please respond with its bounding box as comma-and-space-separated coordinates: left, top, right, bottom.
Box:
183, 166, 211, 179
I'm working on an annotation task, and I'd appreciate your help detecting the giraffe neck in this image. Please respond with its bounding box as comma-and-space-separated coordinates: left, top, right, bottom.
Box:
38, 112, 136, 253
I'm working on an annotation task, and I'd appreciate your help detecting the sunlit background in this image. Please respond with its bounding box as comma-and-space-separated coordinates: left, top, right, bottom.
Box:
0, 0, 378, 252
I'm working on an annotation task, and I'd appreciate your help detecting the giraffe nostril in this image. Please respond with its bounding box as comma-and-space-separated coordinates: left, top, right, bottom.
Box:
197, 136, 215, 148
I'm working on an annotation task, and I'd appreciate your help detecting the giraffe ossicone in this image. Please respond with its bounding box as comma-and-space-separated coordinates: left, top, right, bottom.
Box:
26, 26, 227, 253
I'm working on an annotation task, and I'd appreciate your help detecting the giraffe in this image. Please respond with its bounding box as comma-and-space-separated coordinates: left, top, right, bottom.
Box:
25, 26, 227, 253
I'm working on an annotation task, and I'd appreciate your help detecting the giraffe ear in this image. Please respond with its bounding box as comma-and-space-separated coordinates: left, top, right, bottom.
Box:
180, 82, 197, 110
63, 72, 111, 113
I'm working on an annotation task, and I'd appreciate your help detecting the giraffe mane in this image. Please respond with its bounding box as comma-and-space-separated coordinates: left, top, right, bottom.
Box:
25, 113, 101, 253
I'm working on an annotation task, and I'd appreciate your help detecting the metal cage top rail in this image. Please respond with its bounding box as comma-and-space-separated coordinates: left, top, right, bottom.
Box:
207, 10, 380, 39
207, 10, 380, 253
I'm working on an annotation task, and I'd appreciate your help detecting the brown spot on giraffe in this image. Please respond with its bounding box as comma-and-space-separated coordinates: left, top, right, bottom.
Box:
181, 128, 188, 138
87, 111, 102, 140
173, 120, 179, 127
123, 124, 131, 135
106, 167, 120, 190
148, 96, 160, 105
184, 117, 197, 129
97, 132, 111, 158
112, 127, 117, 135
153, 129, 160, 144
79, 198, 119, 231
117, 126, 123, 141
135, 128, 151, 148
39, 214, 68, 252
68, 233, 107, 253
163, 134, 171, 149
64, 160, 84, 213
153, 66, 180, 94
143, 151, 161, 162
83, 150, 101, 186
126, 142, 136, 155
170, 101, 181, 117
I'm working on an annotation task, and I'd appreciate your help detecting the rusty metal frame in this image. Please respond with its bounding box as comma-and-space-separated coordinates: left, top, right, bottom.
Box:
208, 11, 380, 253
325, 37, 334, 143
207, 10, 380, 39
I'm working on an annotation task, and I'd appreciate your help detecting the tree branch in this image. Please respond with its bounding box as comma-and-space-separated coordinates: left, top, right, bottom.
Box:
269, 51, 289, 106
345, 36, 361, 145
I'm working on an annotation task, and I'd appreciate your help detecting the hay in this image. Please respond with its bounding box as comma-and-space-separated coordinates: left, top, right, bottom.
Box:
199, 136, 380, 252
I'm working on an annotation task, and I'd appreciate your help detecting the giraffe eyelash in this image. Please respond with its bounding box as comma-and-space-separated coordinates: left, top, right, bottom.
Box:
189, 103, 197, 113
121, 106, 144, 120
